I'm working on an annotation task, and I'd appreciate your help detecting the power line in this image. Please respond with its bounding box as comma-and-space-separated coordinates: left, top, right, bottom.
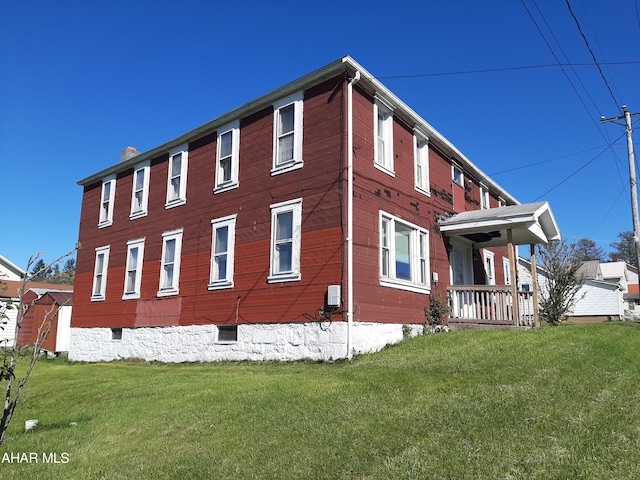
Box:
376, 61, 640, 80
565, 0, 622, 112
533, 141, 622, 201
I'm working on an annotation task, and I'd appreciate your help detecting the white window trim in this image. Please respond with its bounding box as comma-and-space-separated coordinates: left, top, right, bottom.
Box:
98, 175, 116, 228
157, 228, 184, 297
483, 250, 495, 285
91, 245, 110, 301
452, 163, 464, 187
123, 238, 145, 299
214, 121, 240, 194
373, 95, 395, 176
130, 161, 151, 219
272, 93, 304, 176
480, 183, 490, 209
165, 145, 188, 208
379, 211, 430, 294
414, 128, 430, 195
503, 257, 511, 285
268, 198, 303, 283
209, 214, 237, 290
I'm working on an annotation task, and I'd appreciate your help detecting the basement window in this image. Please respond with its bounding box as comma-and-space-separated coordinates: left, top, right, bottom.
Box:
111, 328, 123, 340
217, 325, 238, 343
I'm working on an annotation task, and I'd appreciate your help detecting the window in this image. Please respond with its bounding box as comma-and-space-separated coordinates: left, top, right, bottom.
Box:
158, 228, 184, 296
269, 198, 302, 282
111, 328, 123, 340
209, 215, 237, 289
480, 184, 490, 209
166, 146, 188, 208
123, 238, 145, 299
99, 176, 116, 228
272, 93, 303, 175
91, 245, 110, 301
130, 161, 150, 219
498, 197, 507, 208
379, 212, 429, 292
217, 325, 238, 342
503, 258, 511, 285
452, 164, 464, 186
484, 250, 495, 285
214, 122, 240, 193
374, 96, 394, 175
414, 129, 429, 194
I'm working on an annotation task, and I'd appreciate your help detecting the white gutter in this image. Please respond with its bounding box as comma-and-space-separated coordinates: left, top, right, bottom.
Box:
346, 70, 360, 360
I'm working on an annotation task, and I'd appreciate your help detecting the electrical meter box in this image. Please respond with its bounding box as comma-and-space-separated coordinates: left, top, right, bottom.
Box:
327, 285, 341, 307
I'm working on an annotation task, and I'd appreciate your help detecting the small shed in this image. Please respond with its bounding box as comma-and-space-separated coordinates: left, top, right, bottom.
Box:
18, 290, 74, 353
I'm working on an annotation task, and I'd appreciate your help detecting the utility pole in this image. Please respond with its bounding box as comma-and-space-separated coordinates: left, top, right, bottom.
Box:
601, 106, 640, 270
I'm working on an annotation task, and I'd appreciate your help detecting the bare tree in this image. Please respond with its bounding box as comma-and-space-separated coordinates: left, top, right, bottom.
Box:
536, 240, 585, 325
0, 250, 75, 446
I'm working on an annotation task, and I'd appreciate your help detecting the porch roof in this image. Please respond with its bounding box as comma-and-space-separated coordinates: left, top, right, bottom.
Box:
439, 201, 561, 247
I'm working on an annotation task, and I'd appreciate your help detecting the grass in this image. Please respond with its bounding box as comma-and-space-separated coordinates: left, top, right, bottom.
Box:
1, 322, 640, 479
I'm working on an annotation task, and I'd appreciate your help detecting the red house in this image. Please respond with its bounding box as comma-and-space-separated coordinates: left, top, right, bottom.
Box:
70, 57, 560, 362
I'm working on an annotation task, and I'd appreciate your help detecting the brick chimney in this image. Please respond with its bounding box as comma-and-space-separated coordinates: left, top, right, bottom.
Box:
121, 146, 140, 162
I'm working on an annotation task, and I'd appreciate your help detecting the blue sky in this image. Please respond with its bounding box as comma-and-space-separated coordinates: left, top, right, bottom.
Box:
2, 0, 639, 270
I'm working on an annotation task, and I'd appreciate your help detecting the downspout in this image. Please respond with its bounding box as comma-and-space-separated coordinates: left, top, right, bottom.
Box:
346, 70, 360, 360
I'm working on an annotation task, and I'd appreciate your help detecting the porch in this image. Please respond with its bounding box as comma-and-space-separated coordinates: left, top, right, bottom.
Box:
447, 285, 535, 327
439, 202, 561, 329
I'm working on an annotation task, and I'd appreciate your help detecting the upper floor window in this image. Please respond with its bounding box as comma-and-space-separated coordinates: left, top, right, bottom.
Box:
209, 214, 237, 290
268, 198, 302, 283
272, 93, 303, 175
166, 146, 188, 208
480, 184, 490, 209
123, 238, 145, 299
452, 163, 464, 186
130, 161, 150, 219
374, 96, 394, 175
214, 122, 240, 193
380, 211, 429, 293
99, 175, 116, 228
91, 245, 110, 301
158, 228, 184, 296
414, 129, 430, 194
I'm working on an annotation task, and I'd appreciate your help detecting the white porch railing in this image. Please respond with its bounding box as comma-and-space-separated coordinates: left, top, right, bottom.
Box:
447, 285, 536, 327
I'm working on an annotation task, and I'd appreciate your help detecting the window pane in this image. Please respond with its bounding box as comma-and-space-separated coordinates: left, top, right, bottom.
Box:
171, 154, 182, 176
103, 182, 111, 201
134, 191, 143, 210
215, 255, 227, 280
128, 247, 138, 268
215, 226, 228, 254
220, 131, 233, 158
170, 177, 181, 198
220, 158, 232, 182
164, 239, 176, 263
135, 170, 145, 190
279, 105, 294, 135
276, 242, 292, 272
276, 211, 293, 240
163, 264, 174, 287
278, 134, 294, 163
395, 225, 411, 280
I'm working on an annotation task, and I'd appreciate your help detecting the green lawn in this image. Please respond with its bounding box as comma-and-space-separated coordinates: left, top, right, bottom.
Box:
1, 322, 639, 479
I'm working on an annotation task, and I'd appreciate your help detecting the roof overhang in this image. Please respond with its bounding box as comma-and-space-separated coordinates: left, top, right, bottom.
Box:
439, 202, 561, 248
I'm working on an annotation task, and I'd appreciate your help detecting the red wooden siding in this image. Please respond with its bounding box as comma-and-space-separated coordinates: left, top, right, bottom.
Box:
73, 76, 346, 329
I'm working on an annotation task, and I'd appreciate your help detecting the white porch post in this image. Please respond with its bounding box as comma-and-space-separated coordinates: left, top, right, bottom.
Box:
507, 229, 519, 324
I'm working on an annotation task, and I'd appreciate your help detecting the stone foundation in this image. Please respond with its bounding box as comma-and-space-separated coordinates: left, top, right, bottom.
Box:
68, 321, 412, 363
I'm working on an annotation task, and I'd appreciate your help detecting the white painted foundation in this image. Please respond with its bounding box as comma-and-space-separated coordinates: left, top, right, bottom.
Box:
68, 321, 416, 363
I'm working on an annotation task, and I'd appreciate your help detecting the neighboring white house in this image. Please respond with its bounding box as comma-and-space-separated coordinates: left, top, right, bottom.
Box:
517, 257, 625, 322
0, 255, 26, 346
0, 254, 25, 281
